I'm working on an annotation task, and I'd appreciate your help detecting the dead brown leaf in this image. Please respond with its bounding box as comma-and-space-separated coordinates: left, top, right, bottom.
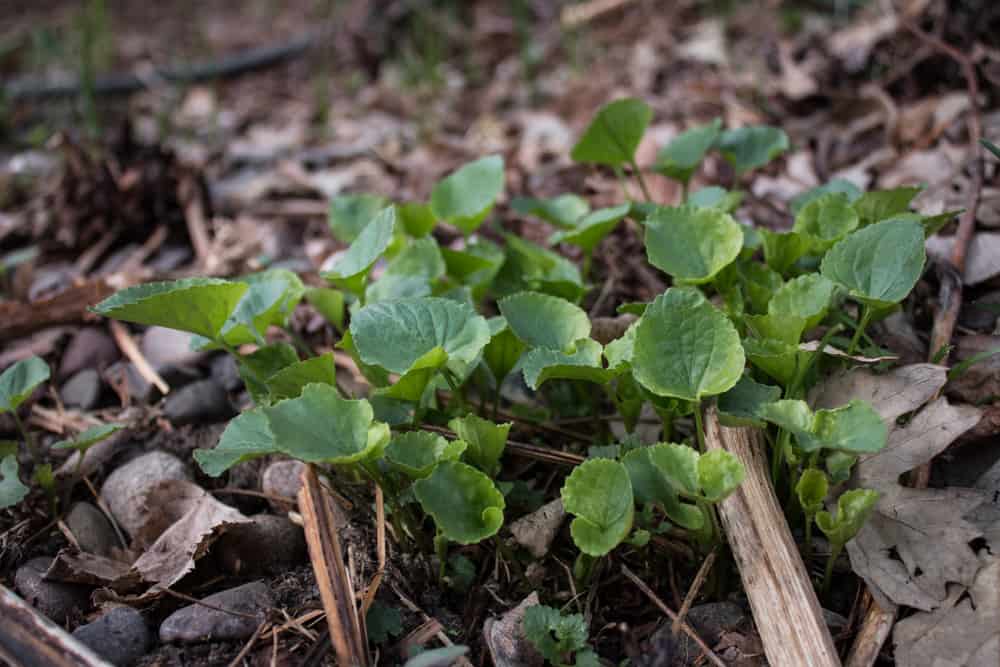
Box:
926, 233, 1000, 285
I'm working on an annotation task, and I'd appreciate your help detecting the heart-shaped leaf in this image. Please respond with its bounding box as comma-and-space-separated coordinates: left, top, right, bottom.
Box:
494, 234, 585, 302
441, 239, 506, 299
688, 186, 743, 212
521, 338, 613, 390
430, 155, 505, 235
549, 204, 630, 253
760, 229, 810, 276
790, 179, 862, 215
511, 194, 590, 228
350, 297, 491, 378
448, 414, 510, 477
194, 408, 277, 477
571, 98, 652, 167
717, 374, 781, 427
816, 488, 879, 547
385, 431, 466, 478
0, 356, 50, 413
413, 460, 505, 544
377, 347, 448, 403
821, 219, 925, 307
93, 278, 248, 341
717, 126, 789, 176
499, 292, 590, 351
697, 450, 745, 502
768, 273, 837, 330
654, 118, 722, 185
632, 288, 744, 401
644, 205, 743, 283
196, 269, 306, 349
742, 337, 804, 386
759, 399, 887, 454
306, 287, 345, 331
396, 201, 437, 238
792, 193, 859, 252
266, 353, 336, 401
0, 455, 28, 508
852, 186, 922, 227
322, 206, 396, 297
482, 318, 526, 387
622, 446, 704, 530
649, 443, 700, 497
796, 468, 829, 517
561, 458, 634, 556
238, 343, 301, 404
328, 194, 389, 243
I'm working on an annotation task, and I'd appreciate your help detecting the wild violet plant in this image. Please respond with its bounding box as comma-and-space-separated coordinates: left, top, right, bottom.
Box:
90, 96, 949, 595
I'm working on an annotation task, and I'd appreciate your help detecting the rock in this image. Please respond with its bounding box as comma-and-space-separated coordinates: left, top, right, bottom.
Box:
159, 580, 272, 643
103, 361, 154, 404
163, 379, 235, 425
959, 291, 1000, 332
654, 601, 751, 665
141, 327, 207, 370
211, 354, 244, 392
484, 592, 545, 667
509, 499, 565, 558
59, 328, 119, 379
216, 514, 306, 575
148, 245, 192, 273
72, 606, 150, 665
101, 451, 191, 538
260, 460, 305, 508
14, 557, 92, 622
65, 502, 118, 557
60, 369, 102, 410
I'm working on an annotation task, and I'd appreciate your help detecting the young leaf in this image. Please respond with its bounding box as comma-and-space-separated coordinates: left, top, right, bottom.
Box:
816, 488, 879, 547
768, 273, 838, 330
482, 318, 526, 387
570, 98, 652, 167
717, 126, 789, 176
820, 219, 925, 308
266, 353, 336, 401
322, 206, 396, 296
796, 468, 829, 517
203, 269, 306, 348
377, 347, 448, 403
396, 201, 437, 238
52, 423, 123, 452
413, 460, 505, 544
511, 194, 590, 228
697, 450, 745, 502
521, 338, 613, 390
737, 260, 783, 314
792, 193, 859, 252
654, 118, 722, 185
688, 186, 743, 212
305, 287, 345, 331
441, 239, 506, 298
0, 455, 28, 508
238, 342, 301, 404
430, 155, 505, 235
92, 278, 248, 340
448, 414, 510, 477
498, 292, 591, 351
549, 204, 631, 254
385, 431, 466, 478
852, 186, 922, 227
622, 446, 704, 530
524, 605, 592, 666
632, 288, 744, 401
649, 443, 700, 497
790, 179, 863, 215
494, 234, 585, 302
760, 229, 810, 276
717, 374, 781, 427
0, 356, 50, 413
644, 205, 743, 284
349, 297, 491, 378
561, 458, 634, 556
194, 409, 277, 477
263, 383, 386, 464
759, 399, 887, 454
742, 338, 807, 386
328, 193, 389, 243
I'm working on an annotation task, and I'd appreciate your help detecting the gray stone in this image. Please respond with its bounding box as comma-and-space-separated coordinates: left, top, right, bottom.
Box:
210, 354, 243, 392
72, 606, 150, 665
100, 451, 190, 538
216, 514, 307, 575
14, 557, 92, 622
163, 379, 235, 425
59, 328, 119, 380
103, 361, 154, 404
141, 327, 206, 370
159, 580, 272, 643
65, 502, 118, 557
61, 369, 102, 410
260, 460, 305, 508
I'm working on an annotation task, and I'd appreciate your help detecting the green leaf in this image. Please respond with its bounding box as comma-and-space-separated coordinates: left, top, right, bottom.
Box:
92, 278, 248, 341
644, 205, 743, 284
377, 347, 448, 403
717, 375, 781, 427
742, 337, 806, 386
194, 408, 277, 477
482, 318, 526, 386
688, 186, 743, 212
603, 319, 638, 372
430, 155, 505, 235
793, 193, 860, 252
0, 455, 28, 508
697, 450, 745, 502
441, 239, 506, 298
448, 414, 510, 477
825, 452, 857, 485
499, 292, 590, 351
322, 206, 396, 296
305, 287, 345, 331
385, 431, 466, 478
549, 204, 630, 253
511, 194, 590, 228
649, 443, 700, 497
381, 237, 446, 281
820, 219, 926, 308
622, 446, 703, 530
396, 202, 437, 238
524, 605, 591, 664
263, 384, 386, 464
759, 399, 887, 454
328, 193, 388, 243
571, 97, 652, 167
521, 338, 613, 390
0, 356, 50, 413
366, 601, 404, 644
350, 297, 491, 378
655, 118, 722, 184
852, 186, 922, 227
494, 234, 585, 302
717, 126, 789, 176
203, 269, 306, 348
52, 423, 123, 452
238, 343, 301, 404
632, 288, 744, 401
982, 138, 1000, 160
816, 488, 879, 547
561, 458, 634, 556
768, 273, 837, 330
760, 229, 810, 276
796, 468, 829, 517
790, 179, 863, 215
266, 353, 336, 401
745, 312, 805, 345
413, 461, 505, 544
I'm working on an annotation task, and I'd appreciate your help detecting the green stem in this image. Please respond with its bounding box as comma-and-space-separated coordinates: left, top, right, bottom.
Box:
681, 180, 689, 203
582, 251, 593, 282
771, 429, 789, 484
12, 411, 39, 462
612, 166, 632, 201
847, 305, 872, 356
822, 542, 843, 595
789, 324, 844, 399
804, 518, 814, 562
443, 370, 466, 413
693, 401, 706, 452
630, 159, 653, 202
434, 532, 449, 583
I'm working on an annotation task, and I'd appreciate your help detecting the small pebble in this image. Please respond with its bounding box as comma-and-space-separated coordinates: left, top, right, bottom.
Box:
141, 327, 206, 370
159, 580, 272, 643
216, 514, 307, 575
260, 460, 305, 508
72, 606, 150, 665
100, 451, 191, 538
14, 557, 92, 622
59, 328, 119, 380
163, 379, 235, 425
210, 353, 244, 392
60, 369, 102, 410
65, 502, 118, 557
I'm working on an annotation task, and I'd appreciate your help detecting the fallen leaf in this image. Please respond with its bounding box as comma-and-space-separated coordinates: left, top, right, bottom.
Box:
926, 233, 1000, 285
484, 592, 545, 667
798, 341, 897, 363
509, 498, 566, 558
947, 335, 1000, 404
810, 363, 947, 423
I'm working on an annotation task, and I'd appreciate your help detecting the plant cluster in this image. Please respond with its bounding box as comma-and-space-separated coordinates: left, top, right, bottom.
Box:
17, 97, 944, 603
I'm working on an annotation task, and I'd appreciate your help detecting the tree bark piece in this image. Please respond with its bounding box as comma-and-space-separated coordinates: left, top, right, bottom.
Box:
845, 593, 896, 667
703, 406, 841, 667
298, 464, 369, 667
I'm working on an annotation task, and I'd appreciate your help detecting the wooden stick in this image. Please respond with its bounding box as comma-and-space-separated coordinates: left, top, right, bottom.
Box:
844, 592, 896, 667
672, 548, 716, 636
108, 320, 170, 395
703, 406, 841, 667
298, 464, 369, 667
